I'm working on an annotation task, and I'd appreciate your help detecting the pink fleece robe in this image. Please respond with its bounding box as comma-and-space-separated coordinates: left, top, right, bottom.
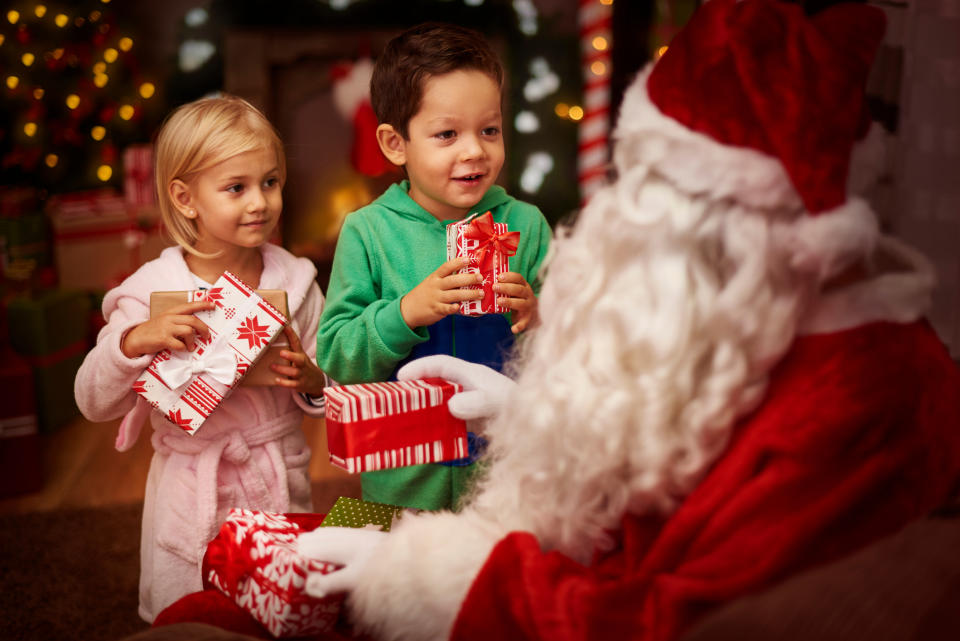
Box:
74, 244, 326, 623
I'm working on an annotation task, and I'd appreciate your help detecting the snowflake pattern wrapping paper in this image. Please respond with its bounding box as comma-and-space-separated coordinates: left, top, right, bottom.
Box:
446, 210, 520, 316
132, 270, 287, 435
205, 509, 342, 637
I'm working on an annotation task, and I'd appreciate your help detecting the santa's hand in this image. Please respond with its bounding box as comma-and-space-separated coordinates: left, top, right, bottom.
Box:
397, 355, 516, 420
297, 526, 386, 597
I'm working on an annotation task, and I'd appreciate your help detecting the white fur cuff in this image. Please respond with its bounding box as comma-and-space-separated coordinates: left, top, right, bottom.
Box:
348, 509, 506, 641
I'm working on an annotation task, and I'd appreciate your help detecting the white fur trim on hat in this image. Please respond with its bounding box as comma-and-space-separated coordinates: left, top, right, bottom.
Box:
775, 197, 880, 280
614, 66, 804, 211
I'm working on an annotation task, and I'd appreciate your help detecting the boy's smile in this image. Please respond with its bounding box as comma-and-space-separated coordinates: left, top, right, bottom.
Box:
399, 69, 505, 221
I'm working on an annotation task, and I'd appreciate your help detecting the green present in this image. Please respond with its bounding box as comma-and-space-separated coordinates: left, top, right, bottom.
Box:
31, 350, 84, 432
319, 497, 409, 532
8, 289, 91, 356
0, 213, 52, 272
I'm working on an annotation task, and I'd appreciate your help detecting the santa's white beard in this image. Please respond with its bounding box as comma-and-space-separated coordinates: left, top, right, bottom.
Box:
466, 169, 818, 563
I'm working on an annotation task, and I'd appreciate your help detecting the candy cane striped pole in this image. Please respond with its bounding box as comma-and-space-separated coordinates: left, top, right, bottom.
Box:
578, 0, 613, 205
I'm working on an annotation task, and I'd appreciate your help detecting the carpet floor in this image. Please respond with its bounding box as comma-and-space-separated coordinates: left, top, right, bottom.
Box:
0, 478, 360, 641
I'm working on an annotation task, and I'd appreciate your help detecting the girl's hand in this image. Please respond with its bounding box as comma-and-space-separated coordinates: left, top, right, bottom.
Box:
271, 325, 328, 396
400, 257, 484, 329
121, 301, 216, 358
495, 272, 538, 334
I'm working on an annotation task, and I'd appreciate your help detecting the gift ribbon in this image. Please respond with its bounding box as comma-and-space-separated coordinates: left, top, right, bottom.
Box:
206, 532, 259, 594
463, 211, 520, 275
155, 344, 237, 390
153, 274, 279, 391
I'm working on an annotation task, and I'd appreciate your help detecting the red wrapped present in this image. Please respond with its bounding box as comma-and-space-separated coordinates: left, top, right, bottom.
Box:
204, 509, 342, 638
133, 271, 287, 435
323, 378, 468, 473
48, 189, 168, 290
0, 350, 42, 496
446, 210, 520, 316
123, 144, 156, 208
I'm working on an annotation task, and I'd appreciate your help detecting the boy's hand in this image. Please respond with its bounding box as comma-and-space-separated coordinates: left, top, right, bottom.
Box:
121, 301, 216, 358
496, 272, 538, 334
400, 257, 483, 329
271, 325, 329, 396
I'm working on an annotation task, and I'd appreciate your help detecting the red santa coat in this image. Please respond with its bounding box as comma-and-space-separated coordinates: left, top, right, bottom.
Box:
452, 320, 960, 641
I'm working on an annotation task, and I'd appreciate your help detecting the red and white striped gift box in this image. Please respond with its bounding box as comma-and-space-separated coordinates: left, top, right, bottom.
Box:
446, 211, 520, 316
123, 144, 156, 208
205, 509, 342, 638
323, 378, 468, 473
132, 270, 287, 435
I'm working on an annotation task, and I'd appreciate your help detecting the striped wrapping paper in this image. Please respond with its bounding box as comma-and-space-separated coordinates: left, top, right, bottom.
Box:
323, 378, 468, 473
132, 270, 287, 435
446, 211, 518, 316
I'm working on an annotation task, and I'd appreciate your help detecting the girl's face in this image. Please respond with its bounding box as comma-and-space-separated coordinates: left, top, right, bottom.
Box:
183, 147, 283, 255
401, 69, 504, 221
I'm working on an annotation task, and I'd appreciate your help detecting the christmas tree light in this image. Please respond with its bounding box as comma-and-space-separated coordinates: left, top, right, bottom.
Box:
1, 0, 163, 191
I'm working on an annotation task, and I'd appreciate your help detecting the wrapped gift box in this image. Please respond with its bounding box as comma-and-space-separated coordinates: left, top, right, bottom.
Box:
204, 509, 342, 638
446, 210, 520, 316
8, 288, 91, 432
47, 189, 169, 291
133, 271, 287, 435
150, 289, 289, 387
8, 288, 91, 356
123, 144, 156, 208
319, 496, 408, 532
0, 350, 43, 496
323, 378, 467, 473
0, 212, 52, 281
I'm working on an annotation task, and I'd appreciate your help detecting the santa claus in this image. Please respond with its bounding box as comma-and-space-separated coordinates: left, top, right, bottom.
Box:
298, 1, 960, 640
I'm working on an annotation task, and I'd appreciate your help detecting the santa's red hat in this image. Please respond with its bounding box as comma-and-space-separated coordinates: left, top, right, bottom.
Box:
618, 0, 887, 279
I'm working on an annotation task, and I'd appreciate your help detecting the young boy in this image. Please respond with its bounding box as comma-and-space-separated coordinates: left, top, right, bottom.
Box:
316, 22, 552, 511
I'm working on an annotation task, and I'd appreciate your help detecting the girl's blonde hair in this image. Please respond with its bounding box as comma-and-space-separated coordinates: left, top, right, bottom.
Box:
154, 94, 286, 254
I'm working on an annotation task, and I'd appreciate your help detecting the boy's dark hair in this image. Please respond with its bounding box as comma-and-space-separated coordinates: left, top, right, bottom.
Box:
371, 22, 504, 139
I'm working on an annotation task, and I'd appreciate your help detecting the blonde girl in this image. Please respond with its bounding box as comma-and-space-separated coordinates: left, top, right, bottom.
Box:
75, 95, 328, 622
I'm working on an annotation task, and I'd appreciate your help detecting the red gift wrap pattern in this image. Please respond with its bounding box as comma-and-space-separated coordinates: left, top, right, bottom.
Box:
324, 378, 468, 473
446, 211, 521, 316
123, 144, 156, 208
205, 509, 342, 638
133, 271, 287, 435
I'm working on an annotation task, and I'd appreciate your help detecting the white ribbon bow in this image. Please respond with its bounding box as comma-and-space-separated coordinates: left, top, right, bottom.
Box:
155, 347, 237, 390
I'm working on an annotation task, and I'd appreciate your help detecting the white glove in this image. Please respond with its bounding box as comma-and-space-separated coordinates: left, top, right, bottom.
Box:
397, 355, 516, 421
296, 526, 386, 598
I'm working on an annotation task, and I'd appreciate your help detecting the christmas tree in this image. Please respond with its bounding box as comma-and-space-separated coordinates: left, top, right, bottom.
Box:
0, 1, 163, 194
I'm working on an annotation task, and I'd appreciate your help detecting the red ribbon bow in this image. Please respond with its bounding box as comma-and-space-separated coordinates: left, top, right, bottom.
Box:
463, 211, 520, 275
206, 531, 259, 594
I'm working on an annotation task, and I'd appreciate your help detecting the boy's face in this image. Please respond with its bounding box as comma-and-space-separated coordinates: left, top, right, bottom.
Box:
399, 69, 505, 221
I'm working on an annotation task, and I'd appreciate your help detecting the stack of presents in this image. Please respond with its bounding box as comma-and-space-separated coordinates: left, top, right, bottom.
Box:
0, 144, 167, 498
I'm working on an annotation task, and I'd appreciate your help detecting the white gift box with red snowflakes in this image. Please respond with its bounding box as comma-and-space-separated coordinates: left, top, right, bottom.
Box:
132, 271, 287, 435
205, 509, 342, 637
